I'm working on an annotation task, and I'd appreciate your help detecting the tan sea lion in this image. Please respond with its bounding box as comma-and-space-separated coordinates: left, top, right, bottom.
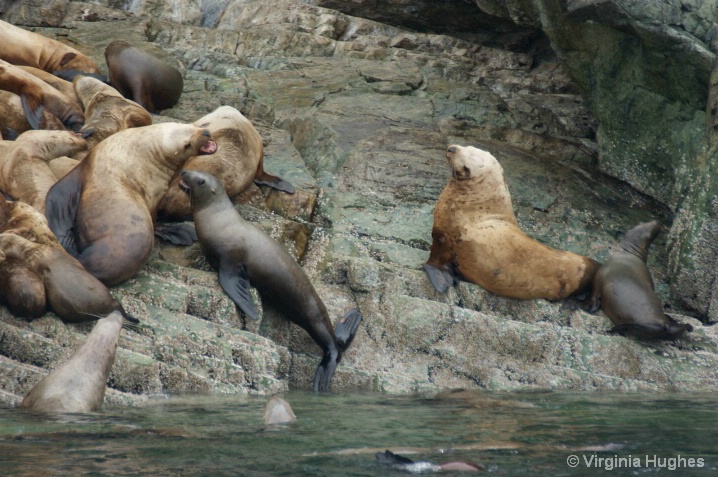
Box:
0, 129, 88, 213
0, 90, 66, 138
48, 156, 81, 180
0, 254, 46, 319
45, 122, 218, 286
423, 145, 600, 300
585, 221, 693, 339
73, 75, 152, 150
17, 65, 82, 107
0, 20, 102, 76
180, 170, 362, 391
20, 310, 128, 413
264, 395, 297, 425
0, 196, 65, 248
0, 59, 85, 131
158, 105, 294, 221
104, 40, 183, 114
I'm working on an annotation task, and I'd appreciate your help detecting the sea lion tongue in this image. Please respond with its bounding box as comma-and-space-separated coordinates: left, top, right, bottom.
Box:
199, 140, 217, 155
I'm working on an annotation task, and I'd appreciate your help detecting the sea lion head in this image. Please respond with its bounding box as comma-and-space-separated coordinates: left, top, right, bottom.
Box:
445, 144, 502, 181
620, 220, 661, 261
159, 123, 218, 161
178, 169, 226, 209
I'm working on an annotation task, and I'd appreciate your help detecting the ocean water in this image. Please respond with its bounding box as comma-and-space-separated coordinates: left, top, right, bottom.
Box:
0, 390, 716, 476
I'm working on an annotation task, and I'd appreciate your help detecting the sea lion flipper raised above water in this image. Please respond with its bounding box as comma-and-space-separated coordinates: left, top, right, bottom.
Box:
45, 164, 84, 255
154, 222, 198, 245
218, 261, 259, 320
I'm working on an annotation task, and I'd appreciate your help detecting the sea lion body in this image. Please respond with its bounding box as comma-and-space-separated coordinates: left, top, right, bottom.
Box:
20, 310, 125, 413
17, 65, 82, 107
424, 145, 599, 300
158, 105, 294, 221
0, 130, 88, 213
45, 122, 217, 285
586, 221, 693, 339
0, 59, 85, 131
0, 90, 66, 137
181, 170, 362, 391
73, 75, 152, 150
104, 40, 183, 113
0, 20, 101, 75
0, 256, 46, 318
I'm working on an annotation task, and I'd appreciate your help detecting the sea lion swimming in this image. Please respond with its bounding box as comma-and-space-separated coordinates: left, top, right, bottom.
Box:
584, 221, 693, 339
180, 170, 362, 392
45, 122, 218, 285
20, 310, 129, 413
423, 145, 600, 300
263, 395, 297, 425
158, 105, 294, 221
104, 39, 183, 114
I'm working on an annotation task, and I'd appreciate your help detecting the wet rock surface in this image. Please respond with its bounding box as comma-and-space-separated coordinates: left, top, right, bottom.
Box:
0, 0, 717, 406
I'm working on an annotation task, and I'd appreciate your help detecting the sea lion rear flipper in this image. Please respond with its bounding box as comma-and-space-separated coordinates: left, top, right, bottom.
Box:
154, 222, 198, 245
609, 322, 663, 337
334, 307, 363, 352
20, 92, 45, 130
45, 164, 84, 255
253, 173, 295, 194
422, 263, 456, 293
313, 348, 339, 392
218, 262, 259, 320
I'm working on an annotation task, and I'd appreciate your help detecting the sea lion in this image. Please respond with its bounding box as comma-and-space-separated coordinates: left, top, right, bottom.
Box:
45, 122, 218, 285
0, 20, 102, 76
0, 233, 132, 323
73, 75, 152, 150
0, 129, 88, 213
0, 196, 65, 248
423, 145, 600, 300
0, 59, 85, 131
17, 65, 82, 107
0, 90, 66, 137
376, 450, 483, 473
158, 105, 294, 221
48, 156, 81, 180
0, 256, 46, 319
104, 40, 183, 114
263, 395, 297, 425
180, 170, 362, 392
20, 310, 127, 413
584, 221, 694, 339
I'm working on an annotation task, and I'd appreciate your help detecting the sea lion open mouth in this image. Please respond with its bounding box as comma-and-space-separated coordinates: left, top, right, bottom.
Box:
178, 179, 190, 194
198, 140, 217, 155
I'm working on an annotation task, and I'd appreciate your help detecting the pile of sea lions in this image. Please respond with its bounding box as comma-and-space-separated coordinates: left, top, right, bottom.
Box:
0, 21, 697, 414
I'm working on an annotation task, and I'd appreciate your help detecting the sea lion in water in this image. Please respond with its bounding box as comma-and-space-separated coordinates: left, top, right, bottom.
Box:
20, 310, 128, 413
104, 40, 183, 114
264, 395, 297, 425
0, 129, 88, 213
73, 75, 152, 150
158, 105, 294, 221
0, 59, 85, 131
180, 170, 362, 391
45, 122, 218, 285
585, 221, 693, 339
376, 450, 483, 473
0, 20, 102, 76
423, 145, 600, 300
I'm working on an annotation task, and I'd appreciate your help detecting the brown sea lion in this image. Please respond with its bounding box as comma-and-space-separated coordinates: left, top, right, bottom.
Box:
0, 129, 88, 213
585, 221, 693, 339
17, 65, 82, 107
104, 40, 183, 114
0, 255, 46, 319
180, 170, 362, 391
0, 196, 64, 248
264, 395, 297, 425
0, 90, 66, 137
158, 105, 294, 221
45, 122, 218, 286
0, 233, 133, 323
73, 75, 152, 150
423, 145, 600, 300
0, 59, 84, 131
20, 310, 128, 413
0, 20, 102, 76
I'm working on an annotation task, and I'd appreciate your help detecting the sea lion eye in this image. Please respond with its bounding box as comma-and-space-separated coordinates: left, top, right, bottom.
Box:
198, 179, 206, 186
463, 166, 470, 174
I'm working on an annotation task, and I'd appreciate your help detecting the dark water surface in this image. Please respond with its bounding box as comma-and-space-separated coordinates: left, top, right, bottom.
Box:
1, 390, 716, 476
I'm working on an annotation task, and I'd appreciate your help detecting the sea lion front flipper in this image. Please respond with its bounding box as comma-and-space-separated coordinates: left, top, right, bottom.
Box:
45, 164, 84, 255
154, 222, 198, 245
218, 262, 259, 320
422, 263, 456, 293
334, 307, 363, 352
19, 92, 45, 130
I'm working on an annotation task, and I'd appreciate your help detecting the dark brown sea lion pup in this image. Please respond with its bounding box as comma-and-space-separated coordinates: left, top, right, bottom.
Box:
20, 310, 129, 413
104, 40, 183, 114
585, 221, 693, 339
73, 75, 152, 150
158, 105, 294, 221
180, 170, 362, 392
45, 123, 217, 285
423, 145, 600, 300
0, 20, 102, 76
0, 59, 85, 131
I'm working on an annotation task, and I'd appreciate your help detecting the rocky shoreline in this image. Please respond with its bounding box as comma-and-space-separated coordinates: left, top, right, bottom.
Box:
0, 0, 717, 406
